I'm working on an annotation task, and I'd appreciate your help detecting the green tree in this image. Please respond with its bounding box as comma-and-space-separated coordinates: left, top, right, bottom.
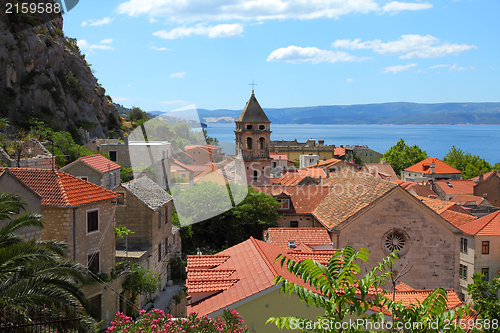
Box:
382, 139, 428, 176
174, 183, 280, 254
267, 247, 396, 332
122, 263, 160, 316
443, 146, 493, 179
0, 117, 9, 130
127, 106, 149, 122
0, 192, 94, 331
467, 272, 500, 333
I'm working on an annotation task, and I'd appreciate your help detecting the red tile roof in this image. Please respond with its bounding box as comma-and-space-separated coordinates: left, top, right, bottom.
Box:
334, 147, 345, 157
434, 180, 475, 196
0, 167, 119, 207
169, 158, 196, 173
450, 194, 487, 206
265, 228, 332, 249
361, 163, 399, 182
253, 185, 332, 214
394, 282, 415, 292
184, 145, 221, 153
408, 184, 438, 198
187, 237, 339, 316
187, 279, 238, 293
77, 154, 121, 172
286, 250, 337, 265
392, 180, 417, 189
417, 196, 458, 215
440, 210, 477, 228
314, 171, 397, 229
459, 210, 500, 236
308, 158, 343, 168
187, 255, 230, 269
386, 289, 462, 310
404, 157, 461, 175
187, 269, 235, 281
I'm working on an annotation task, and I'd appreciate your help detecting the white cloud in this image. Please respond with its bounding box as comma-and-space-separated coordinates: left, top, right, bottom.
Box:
77, 39, 114, 52
100, 39, 113, 44
430, 63, 475, 71
81, 17, 114, 27
383, 63, 417, 73
150, 46, 170, 51
382, 1, 432, 14
170, 72, 187, 78
346, 78, 354, 83
333, 34, 476, 59
117, 0, 383, 22
111, 96, 130, 102
154, 23, 243, 39
267, 45, 369, 64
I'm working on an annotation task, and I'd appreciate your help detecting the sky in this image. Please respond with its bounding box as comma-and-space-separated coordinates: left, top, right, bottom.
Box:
62, 0, 500, 111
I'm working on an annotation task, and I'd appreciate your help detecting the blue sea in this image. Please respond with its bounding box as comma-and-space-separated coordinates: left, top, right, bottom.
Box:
205, 123, 500, 164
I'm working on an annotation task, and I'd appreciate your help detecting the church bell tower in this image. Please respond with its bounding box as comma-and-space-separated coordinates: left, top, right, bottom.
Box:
235, 90, 271, 185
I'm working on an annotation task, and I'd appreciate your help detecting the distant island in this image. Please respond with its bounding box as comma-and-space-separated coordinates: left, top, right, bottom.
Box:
193, 102, 500, 125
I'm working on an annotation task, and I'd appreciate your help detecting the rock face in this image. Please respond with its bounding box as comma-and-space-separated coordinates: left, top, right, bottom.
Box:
0, 1, 122, 141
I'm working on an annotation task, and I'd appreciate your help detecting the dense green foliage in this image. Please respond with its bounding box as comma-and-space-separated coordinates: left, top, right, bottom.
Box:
444, 146, 498, 179
382, 139, 428, 176
127, 106, 149, 122
173, 183, 280, 254
268, 247, 468, 333
122, 264, 160, 316
0, 192, 94, 331
467, 272, 500, 333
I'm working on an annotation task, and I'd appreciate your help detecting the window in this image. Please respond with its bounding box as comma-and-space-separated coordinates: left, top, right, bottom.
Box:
87, 251, 100, 273
482, 267, 490, 281
158, 243, 162, 262
271, 161, 277, 168
109, 151, 117, 162
259, 125, 265, 130
460, 237, 468, 254
246, 137, 253, 150
246, 124, 252, 130
158, 210, 162, 229
290, 221, 298, 228
80, 176, 88, 181
87, 210, 99, 233
288, 241, 296, 249
382, 229, 409, 256
459, 264, 467, 280
482, 241, 490, 254
89, 294, 102, 322
253, 170, 258, 183
165, 237, 169, 256
277, 198, 289, 209
258, 137, 266, 150
116, 192, 125, 205
165, 205, 169, 224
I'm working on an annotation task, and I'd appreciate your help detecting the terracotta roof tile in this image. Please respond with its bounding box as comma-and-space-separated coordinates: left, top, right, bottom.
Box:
408, 184, 438, 198
169, 158, 196, 173
404, 157, 462, 175
0, 167, 119, 207
187, 255, 230, 269
187, 279, 239, 293
434, 180, 475, 196
386, 289, 462, 310
188, 269, 235, 281
361, 163, 399, 182
253, 185, 331, 214
394, 282, 415, 292
459, 210, 500, 236
392, 180, 417, 189
265, 228, 332, 249
78, 154, 121, 172
417, 196, 457, 215
308, 158, 343, 168
287, 250, 337, 265
334, 147, 345, 157
450, 194, 487, 206
440, 210, 477, 228
314, 171, 397, 229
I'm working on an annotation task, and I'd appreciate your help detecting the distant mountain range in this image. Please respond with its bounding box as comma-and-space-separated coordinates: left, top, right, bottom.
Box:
194, 102, 500, 125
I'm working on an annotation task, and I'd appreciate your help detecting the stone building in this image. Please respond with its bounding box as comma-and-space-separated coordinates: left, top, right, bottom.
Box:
270, 139, 335, 163
0, 168, 42, 239
61, 154, 121, 190
114, 176, 178, 308
473, 171, 500, 208
0, 167, 123, 329
0, 138, 54, 169
235, 91, 272, 185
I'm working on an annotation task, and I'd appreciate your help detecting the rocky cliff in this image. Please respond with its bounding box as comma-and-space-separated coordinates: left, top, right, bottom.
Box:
0, 0, 122, 141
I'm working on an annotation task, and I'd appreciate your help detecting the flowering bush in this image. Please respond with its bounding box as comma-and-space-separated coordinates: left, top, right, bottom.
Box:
107, 308, 249, 333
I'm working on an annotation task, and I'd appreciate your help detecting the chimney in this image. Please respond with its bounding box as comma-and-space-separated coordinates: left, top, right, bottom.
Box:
478, 172, 484, 182
318, 140, 324, 146
430, 163, 435, 174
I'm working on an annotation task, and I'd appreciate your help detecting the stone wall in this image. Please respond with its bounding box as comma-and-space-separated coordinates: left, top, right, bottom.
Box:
338, 188, 460, 291
474, 175, 500, 207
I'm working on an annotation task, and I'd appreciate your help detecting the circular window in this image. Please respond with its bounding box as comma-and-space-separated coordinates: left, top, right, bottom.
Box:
259, 125, 265, 130
246, 125, 252, 130
382, 229, 410, 256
